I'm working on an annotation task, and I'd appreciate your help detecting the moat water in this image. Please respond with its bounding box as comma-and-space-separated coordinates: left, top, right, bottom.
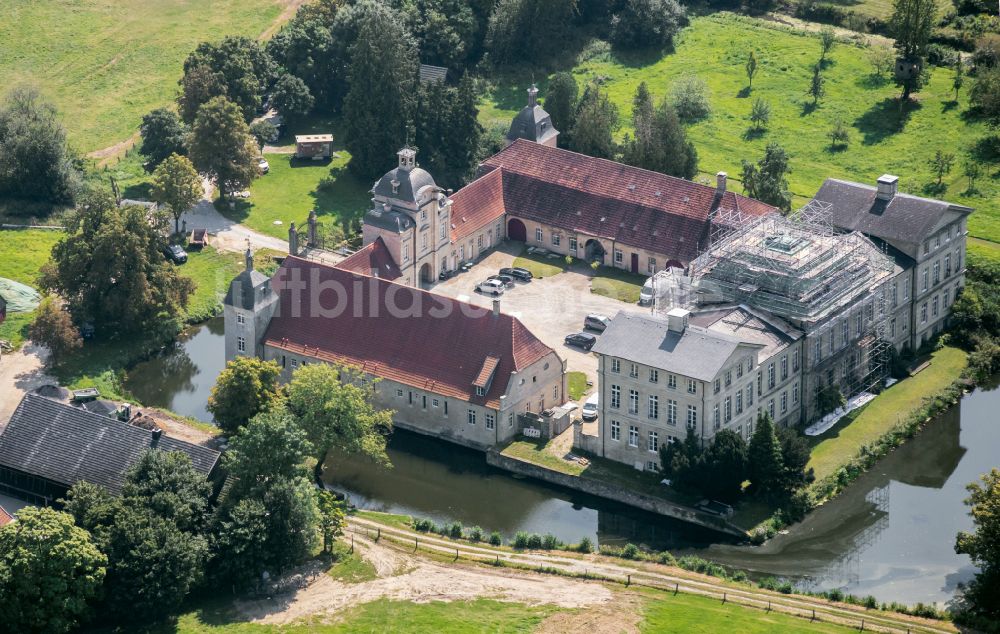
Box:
125, 319, 1000, 606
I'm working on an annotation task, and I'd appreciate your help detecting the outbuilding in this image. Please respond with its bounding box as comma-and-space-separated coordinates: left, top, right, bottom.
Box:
295, 134, 333, 160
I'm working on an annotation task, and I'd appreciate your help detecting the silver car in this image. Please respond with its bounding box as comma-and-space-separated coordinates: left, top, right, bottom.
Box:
476, 279, 506, 296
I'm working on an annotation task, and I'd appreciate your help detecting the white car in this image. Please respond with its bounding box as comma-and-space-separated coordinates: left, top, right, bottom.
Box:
258, 157, 270, 174
476, 279, 506, 296
639, 276, 654, 305
581, 393, 599, 421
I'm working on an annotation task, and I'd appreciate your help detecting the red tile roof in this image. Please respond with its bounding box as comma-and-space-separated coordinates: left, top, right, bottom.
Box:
336, 237, 402, 281
0, 505, 12, 527
263, 256, 555, 409
473, 356, 500, 389
477, 140, 776, 262
450, 168, 506, 242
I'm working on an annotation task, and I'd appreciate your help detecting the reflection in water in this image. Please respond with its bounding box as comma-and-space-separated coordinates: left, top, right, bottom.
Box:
124, 317, 226, 422
121, 317, 1000, 605
323, 429, 734, 551
694, 388, 996, 605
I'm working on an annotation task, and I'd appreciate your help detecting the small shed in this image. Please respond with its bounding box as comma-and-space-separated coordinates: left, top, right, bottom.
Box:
295, 134, 333, 160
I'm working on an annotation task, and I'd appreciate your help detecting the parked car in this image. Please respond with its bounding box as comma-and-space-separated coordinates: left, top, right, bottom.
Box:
487, 274, 515, 288
583, 314, 610, 332
696, 500, 735, 518
500, 267, 533, 281
162, 244, 188, 264
258, 157, 270, 174
639, 276, 654, 305
581, 393, 599, 421
564, 332, 597, 351
476, 279, 506, 296
438, 269, 457, 281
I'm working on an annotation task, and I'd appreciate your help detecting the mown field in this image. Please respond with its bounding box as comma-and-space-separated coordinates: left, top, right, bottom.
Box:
483, 13, 998, 244
0, 0, 288, 153
0, 228, 61, 347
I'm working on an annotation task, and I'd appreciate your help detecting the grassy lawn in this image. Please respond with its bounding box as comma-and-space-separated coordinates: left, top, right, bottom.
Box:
808, 0, 950, 21
224, 151, 370, 241
353, 509, 414, 531
503, 438, 588, 476
179, 245, 255, 323
0, 0, 286, 153
483, 13, 999, 244
807, 345, 968, 481
326, 543, 378, 584
0, 229, 62, 347
640, 589, 852, 633
590, 266, 645, 303
567, 371, 589, 400
511, 249, 568, 278
174, 599, 557, 633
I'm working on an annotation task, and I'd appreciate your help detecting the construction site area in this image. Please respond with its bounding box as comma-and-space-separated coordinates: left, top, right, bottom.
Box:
653, 202, 902, 423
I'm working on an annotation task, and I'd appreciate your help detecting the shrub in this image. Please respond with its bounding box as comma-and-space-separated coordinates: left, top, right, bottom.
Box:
513, 531, 530, 549
863, 595, 879, 609
827, 588, 844, 602
670, 75, 711, 122
610, 0, 685, 50
526, 533, 543, 549
447, 521, 464, 539
577, 537, 594, 553
488, 531, 503, 546
29, 296, 82, 358
468, 526, 484, 542
412, 518, 436, 533
621, 543, 640, 560
541, 533, 560, 550
657, 551, 677, 566
731, 569, 749, 583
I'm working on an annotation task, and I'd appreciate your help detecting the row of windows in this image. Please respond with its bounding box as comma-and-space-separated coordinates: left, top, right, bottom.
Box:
920, 249, 961, 294
922, 222, 962, 256
609, 421, 676, 453
533, 228, 659, 273
609, 359, 695, 392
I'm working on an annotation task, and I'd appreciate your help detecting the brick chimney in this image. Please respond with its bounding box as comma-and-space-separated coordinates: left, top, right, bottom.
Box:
716, 171, 727, 195
876, 174, 898, 201
492, 298, 501, 317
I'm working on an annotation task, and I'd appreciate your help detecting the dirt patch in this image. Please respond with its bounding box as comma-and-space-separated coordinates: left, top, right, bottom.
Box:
259, 0, 309, 41
234, 536, 612, 625
87, 131, 140, 164
537, 592, 644, 634
0, 344, 53, 430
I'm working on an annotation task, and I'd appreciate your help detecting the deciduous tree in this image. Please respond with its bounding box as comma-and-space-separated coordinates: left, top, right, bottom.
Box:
0, 87, 79, 205
177, 65, 227, 124
889, 0, 936, 99
120, 450, 213, 534
700, 429, 749, 502
139, 108, 188, 168
740, 142, 792, 212
749, 97, 771, 130
271, 74, 314, 126
971, 65, 1000, 124
182, 36, 276, 121
670, 74, 711, 122
29, 295, 82, 358
151, 153, 202, 234
746, 51, 759, 91
188, 96, 259, 199
955, 469, 1000, 625
223, 410, 314, 489
267, 0, 342, 110
485, 0, 578, 66
609, 0, 685, 50
207, 356, 283, 434
0, 507, 106, 634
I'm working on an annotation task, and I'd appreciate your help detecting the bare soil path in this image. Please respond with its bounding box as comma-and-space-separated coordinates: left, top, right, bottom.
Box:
0, 343, 53, 430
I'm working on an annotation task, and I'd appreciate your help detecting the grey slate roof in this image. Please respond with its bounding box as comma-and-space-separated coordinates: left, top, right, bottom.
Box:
591, 312, 762, 382
816, 178, 973, 246
0, 394, 220, 495
372, 166, 436, 205
223, 269, 270, 311
506, 105, 559, 145
419, 64, 448, 84
363, 208, 416, 233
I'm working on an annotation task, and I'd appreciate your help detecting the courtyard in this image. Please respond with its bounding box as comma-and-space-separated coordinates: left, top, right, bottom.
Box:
431, 243, 650, 401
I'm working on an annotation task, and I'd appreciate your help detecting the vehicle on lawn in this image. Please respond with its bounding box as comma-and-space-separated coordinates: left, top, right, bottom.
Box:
584, 314, 610, 332
258, 157, 270, 174
189, 228, 208, 249
476, 279, 506, 296
500, 267, 533, 281
564, 332, 597, 351
581, 393, 599, 421
162, 244, 188, 264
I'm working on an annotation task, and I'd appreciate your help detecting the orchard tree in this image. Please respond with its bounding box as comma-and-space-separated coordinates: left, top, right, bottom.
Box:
609, 0, 685, 51
971, 65, 1000, 124
40, 188, 194, 334
963, 158, 981, 194
570, 84, 619, 160
207, 356, 283, 434
819, 27, 836, 63
749, 97, 771, 131
929, 150, 955, 189
151, 153, 202, 234
544, 72, 579, 141
271, 73, 314, 126
0, 507, 106, 634
342, 3, 417, 179
955, 469, 1000, 624
953, 58, 964, 102
807, 64, 825, 105
0, 87, 79, 204
286, 363, 393, 472
829, 118, 850, 150
188, 96, 259, 199
889, 0, 936, 99
741, 142, 792, 212
29, 295, 82, 358
139, 108, 187, 167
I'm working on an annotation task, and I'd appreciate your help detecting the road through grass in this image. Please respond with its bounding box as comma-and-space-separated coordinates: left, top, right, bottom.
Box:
0, 0, 287, 152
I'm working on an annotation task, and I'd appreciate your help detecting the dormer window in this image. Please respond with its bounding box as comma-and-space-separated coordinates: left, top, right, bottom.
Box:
391, 179, 400, 195
476, 386, 485, 396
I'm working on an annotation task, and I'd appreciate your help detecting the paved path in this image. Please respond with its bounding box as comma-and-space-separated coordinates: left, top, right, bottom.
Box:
180, 178, 288, 254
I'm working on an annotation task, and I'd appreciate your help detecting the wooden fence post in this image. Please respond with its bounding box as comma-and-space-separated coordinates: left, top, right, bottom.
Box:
350, 535, 354, 554
455, 548, 459, 561
859, 618, 864, 631
674, 583, 679, 595
627, 574, 631, 586
722, 592, 726, 604
414, 537, 418, 552
811, 609, 815, 621
376, 527, 381, 542
767, 601, 771, 612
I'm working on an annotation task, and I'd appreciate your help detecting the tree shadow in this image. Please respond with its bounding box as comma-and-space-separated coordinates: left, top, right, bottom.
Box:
800, 101, 818, 116
941, 100, 959, 113
742, 127, 767, 141
122, 182, 153, 200
825, 143, 849, 154
611, 43, 673, 69
737, 86, 751, 99
922, 181, 948, 197
819, 58, 835, 71
970, 134, 1000, 162
856, 74, 889, 90
853, 98, 922, 145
